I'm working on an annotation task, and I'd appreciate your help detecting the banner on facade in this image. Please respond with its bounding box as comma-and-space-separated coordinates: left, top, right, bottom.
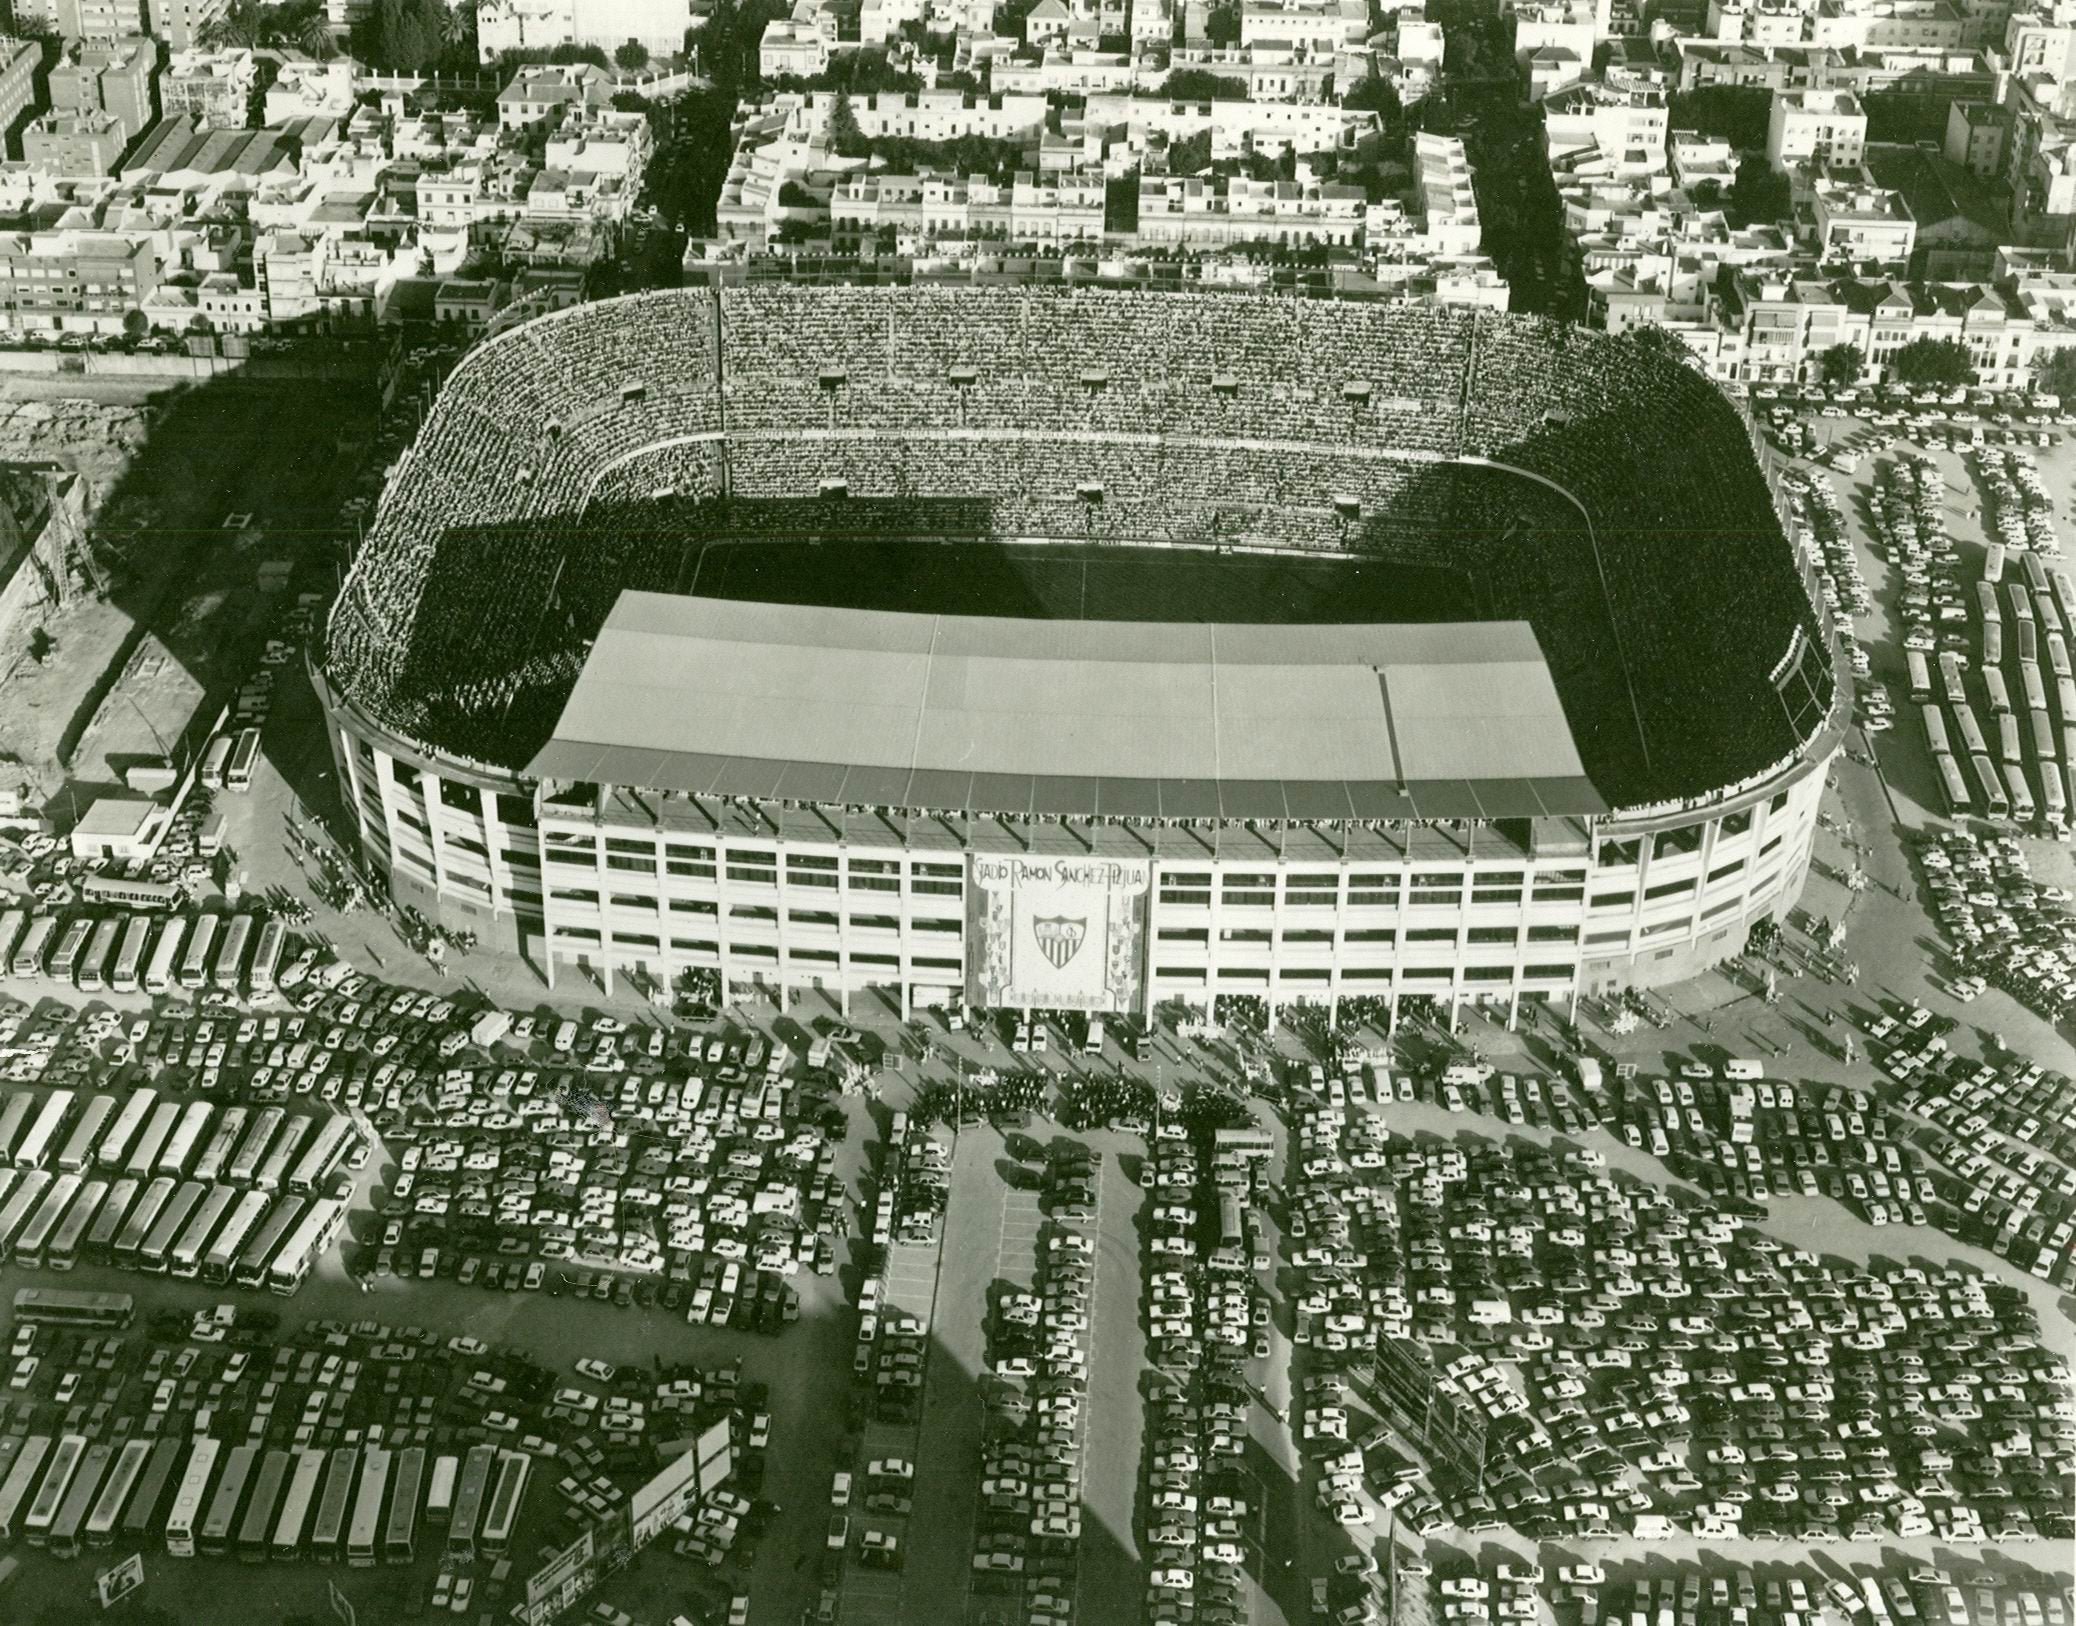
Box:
968, 855, 1148, 1013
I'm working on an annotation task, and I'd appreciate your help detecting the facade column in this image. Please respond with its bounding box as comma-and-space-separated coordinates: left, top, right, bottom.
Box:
1506, 986, 1520, 1031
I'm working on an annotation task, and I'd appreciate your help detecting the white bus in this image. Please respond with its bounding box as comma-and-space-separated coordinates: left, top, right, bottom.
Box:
110, 1177, 174, 1268
170, 1184, 238, 1279
143, 916, 186, 995
165, 1437, 221, 1557
25, 1434, 87, 1547
109, 915, 153, 994
0, 1437, 52, 1545
290, 1117, 355, 1196
125, 1100, 182, 1181
0, 1169, 51, 1263
85, 1439, 152, 1550
15, 1089, 75, 1172
212, 915, 255, 994
266, 1195, 344, 1296
255, 1116, 310, 1194
347, 1447, 390, 1567
96, 1087, 158, 1171
202, 1189, 271, 1284
480, 1451, 528, 1555
138, 1180, 206, 1274
48, 1179, 107, 1271
0, 1093, 30, 1164
157, 1101, 214, 1179
249, 919, 287, 998
234, 1194, 303, 1290
198, 735, 233, 791
47, 918, 92, 983
75, 916, 122, 993
15, 1173, 82, 1268
192, 1105, 246, 1186
56, 1095, 117, 1174
10, 916, 54, 978
0, 909, 25, 969
227, 1107, 283, 1187
271, 1448, 328, 1560
178, 915, 219, 992
225, 727, 260, 792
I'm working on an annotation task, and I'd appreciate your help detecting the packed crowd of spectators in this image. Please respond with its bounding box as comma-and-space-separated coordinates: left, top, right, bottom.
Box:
326, 287, 1824, 809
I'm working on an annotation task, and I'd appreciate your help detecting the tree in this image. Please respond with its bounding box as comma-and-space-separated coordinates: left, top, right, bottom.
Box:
1163, 68, 1247, 100
360, 0, 447, 71
1889, 336, 1974, 389
298, 11, 339, 57
1725, 155, 1791, 228
614, 37, 649, 69
827, 89, 868, 157
1666, 85, 1771, 151
2034, 346, 2076, 400
121, 309, 149, 339
1204, 1, 1239, 43
1816, 343, 1862, 392
1341, 71, 1400, 122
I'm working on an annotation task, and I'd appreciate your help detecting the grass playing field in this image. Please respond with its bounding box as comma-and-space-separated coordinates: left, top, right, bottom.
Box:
684, 540, 1479, 625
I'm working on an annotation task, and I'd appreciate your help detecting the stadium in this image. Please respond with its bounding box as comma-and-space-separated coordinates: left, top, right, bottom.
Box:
314, 284, 1844, 1023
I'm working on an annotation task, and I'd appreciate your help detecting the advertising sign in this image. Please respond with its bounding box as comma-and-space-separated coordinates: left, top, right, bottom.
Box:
95, 1554, 144, 1610
328, 1579, 356, 1626
519, 1528, 596, 1626
628, 1446, 704, 1551
968, 855, 1148, 1014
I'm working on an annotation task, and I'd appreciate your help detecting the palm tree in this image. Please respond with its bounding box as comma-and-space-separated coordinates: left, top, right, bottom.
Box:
297, 13, 340, 57
198, 0, 263, 48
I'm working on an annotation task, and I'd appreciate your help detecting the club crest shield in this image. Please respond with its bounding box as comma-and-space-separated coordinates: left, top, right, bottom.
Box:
1032, 914, 1087, 970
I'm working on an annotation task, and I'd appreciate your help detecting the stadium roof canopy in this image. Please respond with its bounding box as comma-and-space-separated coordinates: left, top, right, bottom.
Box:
528, 593, 1608, 821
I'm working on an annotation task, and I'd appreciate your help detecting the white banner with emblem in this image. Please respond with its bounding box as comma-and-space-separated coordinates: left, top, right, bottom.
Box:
968, 854, 1149, 1013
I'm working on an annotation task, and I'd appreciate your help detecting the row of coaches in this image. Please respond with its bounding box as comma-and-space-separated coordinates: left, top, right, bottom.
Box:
0, 908, 293, 1000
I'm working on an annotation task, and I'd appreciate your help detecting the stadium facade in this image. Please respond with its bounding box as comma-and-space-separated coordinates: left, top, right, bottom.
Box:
316, 284, 1845, 1024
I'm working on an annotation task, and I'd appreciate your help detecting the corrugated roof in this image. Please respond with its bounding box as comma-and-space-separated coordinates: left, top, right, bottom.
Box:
527, 593, 1606, 819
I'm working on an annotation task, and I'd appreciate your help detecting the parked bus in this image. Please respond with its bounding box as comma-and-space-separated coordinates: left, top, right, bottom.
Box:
119, 1445, 182, 1545
15, 1173, 82, 1268
212, 915, 254, 993
1985, 665, 2014, 716
56, 1095, 116, 1174
25, 1435, 87, 1547
164, 1437, 221, 1558
192, 1105, 246, 1186
10, 916, 54, 979
112, 1177, 174, 1268
425, 1455, 457, 1525
50, 1441, 113, 1559
119, 1438, 184, 1546
270, 1449, 327, 1561
178, 915, 220, 992
2009, 769, 2037, 826
199, 1443, 257, 1557
346, 1447, 390, 1568
84, 1177, 136, 1263
0, 1093, 30, 1164
479, 1451, 528, 1556
383, 1446, 424, 1564
445, 1445, 495, 1562
125, 1101, 180, 1182
10, 917, 53, 979
291, 1118, 355, 1196
237, 1449, 292, 1563
1974, 754, 2012, 820
143, 917, 186, 995
48, 919, 92, 984
227, 1107, 283, 1188
139, 1181, 206, 1274
15, 1089, 74, 1172
1922, 704, 1952, 759
9, 1289, 133, 1335
80, 875, 183, 912
249, 919, 287, 998
74, 917, 121, 993
109, 915, 152, 994
0, 910, 24, 969
198, 735, 233, 791
1999, 710, 2024, 766
158, 1101, 214, 1180
0, 1170, 51, 1263
233, 1193, 304, 1290
1905, 647, 1931, 701
48, 1179, 107, 1271
97, 1087, 158, 1172
266, 1196, 344, 1295
170, 1184, 237, 1279
0, 1437, 50, 1545
85, 1440, 152, 1551
225, 728, 261, 792
203, 1190, 271, 1285
310, 1447, 356, 1564
256, 1116, 311, 1195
